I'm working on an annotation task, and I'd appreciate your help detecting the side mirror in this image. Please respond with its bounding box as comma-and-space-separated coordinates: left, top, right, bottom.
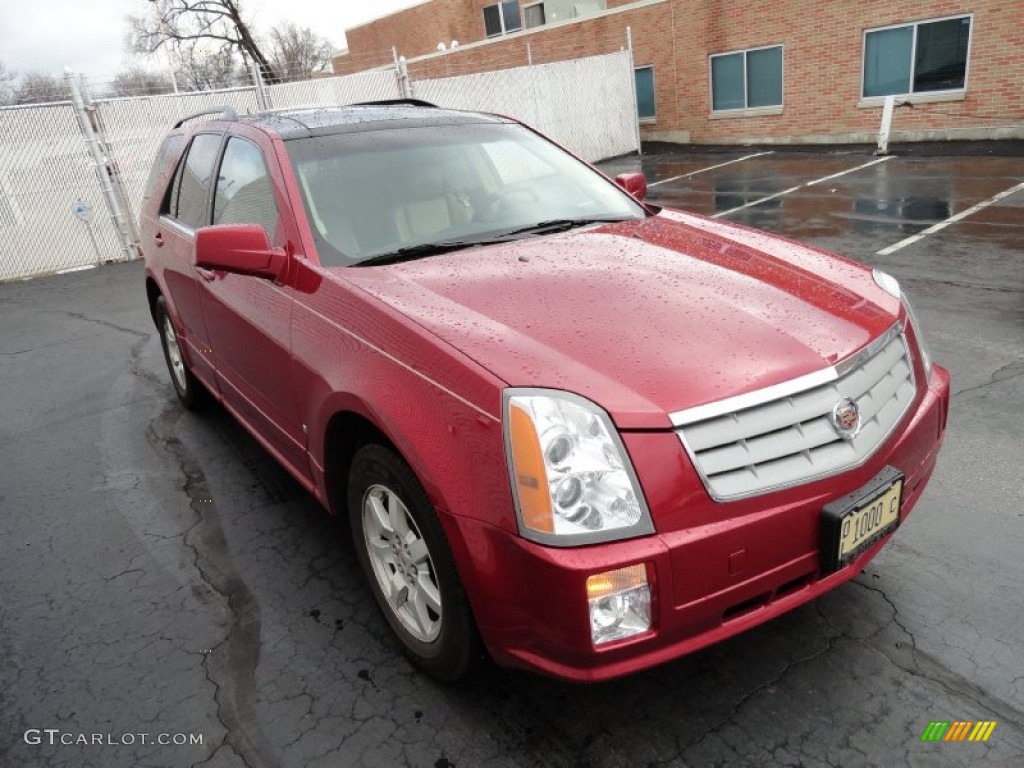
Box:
194, 224, 286, 280
615, 172, 648, 202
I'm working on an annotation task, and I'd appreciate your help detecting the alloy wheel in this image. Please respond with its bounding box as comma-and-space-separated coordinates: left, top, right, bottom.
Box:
361, 483, 443, 642
162, 314, 187, 392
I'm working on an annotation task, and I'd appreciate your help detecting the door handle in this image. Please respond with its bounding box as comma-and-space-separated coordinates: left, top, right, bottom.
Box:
196, 267, 216, 282
154, 232, 164, 247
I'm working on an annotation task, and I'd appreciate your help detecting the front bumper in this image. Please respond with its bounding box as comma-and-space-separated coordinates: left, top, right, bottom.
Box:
447, 365, 949, 682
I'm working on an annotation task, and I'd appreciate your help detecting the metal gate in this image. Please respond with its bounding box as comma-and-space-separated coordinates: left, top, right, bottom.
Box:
0, 100, 123, 281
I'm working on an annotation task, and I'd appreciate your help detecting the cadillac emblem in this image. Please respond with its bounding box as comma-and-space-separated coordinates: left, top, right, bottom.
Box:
831, 397, 861, 440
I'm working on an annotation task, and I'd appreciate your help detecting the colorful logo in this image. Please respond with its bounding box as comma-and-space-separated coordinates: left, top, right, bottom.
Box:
830, 396, 861, 440
921, 721, 997, 742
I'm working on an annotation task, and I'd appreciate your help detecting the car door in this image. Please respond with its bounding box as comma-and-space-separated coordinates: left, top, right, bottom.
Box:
196, 128, 308, 481
153, 132, 223, 390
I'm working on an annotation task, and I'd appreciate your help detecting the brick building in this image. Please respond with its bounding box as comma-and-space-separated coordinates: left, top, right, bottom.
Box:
333, 0, 1024, 145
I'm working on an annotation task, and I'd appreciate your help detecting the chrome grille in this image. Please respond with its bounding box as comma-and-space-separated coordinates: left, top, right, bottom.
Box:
671, 324, 916, 501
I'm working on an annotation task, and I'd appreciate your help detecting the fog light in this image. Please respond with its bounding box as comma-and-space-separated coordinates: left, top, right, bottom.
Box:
586, 564, 651, 645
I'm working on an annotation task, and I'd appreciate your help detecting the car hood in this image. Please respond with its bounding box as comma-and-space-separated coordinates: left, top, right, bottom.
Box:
339, 210, 901, 429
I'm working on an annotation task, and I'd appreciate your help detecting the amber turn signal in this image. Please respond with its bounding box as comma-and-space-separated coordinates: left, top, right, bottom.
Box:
508, 402, 554, 533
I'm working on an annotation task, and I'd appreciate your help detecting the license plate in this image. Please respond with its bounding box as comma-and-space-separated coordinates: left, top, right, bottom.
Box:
820, 467, 904, 572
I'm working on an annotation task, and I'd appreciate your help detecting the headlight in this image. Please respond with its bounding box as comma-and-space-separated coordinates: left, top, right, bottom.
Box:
873, 268, 933, 381
871, 267, 901, 299
503, 389, 655, 546
900, 290, 933, 380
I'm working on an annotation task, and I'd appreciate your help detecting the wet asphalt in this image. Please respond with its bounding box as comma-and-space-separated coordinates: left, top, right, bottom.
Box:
1, 148, 1022, 768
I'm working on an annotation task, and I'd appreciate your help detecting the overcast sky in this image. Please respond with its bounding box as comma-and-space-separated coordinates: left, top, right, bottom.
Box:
0, 0, 422, 86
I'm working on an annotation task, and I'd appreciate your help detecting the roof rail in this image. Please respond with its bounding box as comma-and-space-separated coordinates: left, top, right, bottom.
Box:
350, 98, 437, 108
173, 106, 237, 129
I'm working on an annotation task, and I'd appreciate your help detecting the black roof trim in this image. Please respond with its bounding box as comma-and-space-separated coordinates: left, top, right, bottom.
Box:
350, 98, 437, 108
173, 106, 237, 129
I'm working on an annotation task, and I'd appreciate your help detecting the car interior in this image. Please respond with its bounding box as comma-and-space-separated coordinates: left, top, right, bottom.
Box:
297, 147, 485, 262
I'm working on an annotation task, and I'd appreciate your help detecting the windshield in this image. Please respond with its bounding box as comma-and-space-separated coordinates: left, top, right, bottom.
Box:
285, 121, 646, 267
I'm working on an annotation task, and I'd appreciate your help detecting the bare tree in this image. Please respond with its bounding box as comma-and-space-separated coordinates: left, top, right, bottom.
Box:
268, 23, 334, 82
12, 72, 70, 105
109, 67, 174, 97
127, 0, 279, 83
0, 61, 15, 105
173, 45, 246, 91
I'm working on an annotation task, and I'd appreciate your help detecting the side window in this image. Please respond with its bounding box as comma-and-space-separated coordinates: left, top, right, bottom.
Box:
164, 133, 221, 230
144, 135, 185, 201
160, 152, 184, 219
213, 137, 280, 242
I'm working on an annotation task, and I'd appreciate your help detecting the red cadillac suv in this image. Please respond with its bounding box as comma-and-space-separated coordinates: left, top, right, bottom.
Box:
140, 102, 949, 682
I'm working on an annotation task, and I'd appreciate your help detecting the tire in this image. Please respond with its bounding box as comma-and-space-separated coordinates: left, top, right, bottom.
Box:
155, 296, 204, 410
348, 444, 479, 681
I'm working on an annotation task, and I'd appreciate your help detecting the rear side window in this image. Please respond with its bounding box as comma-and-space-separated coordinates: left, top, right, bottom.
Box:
162, 133, 221, 230
143, 135, 185, 201
213, 137, 280, 241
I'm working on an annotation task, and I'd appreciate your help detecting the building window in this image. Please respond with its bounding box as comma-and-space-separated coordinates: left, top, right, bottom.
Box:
523, 2, 545, 29
635, 66, 655, 120
710, 45, 783, 112
505, 0, 606, 32
863, 16, 971, 98
484, 1, 522, 37
483, 4, 502, 37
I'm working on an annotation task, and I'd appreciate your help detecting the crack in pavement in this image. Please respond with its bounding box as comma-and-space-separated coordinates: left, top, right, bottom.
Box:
103, 567, 145, 583
145, 407, 279, 768
51, 310, 149, 339
651, 607, 845, 766
0, 334, 102, 357
127, 333, 166, 391
952, 359, 1024, 399
850, 578, 1024, 730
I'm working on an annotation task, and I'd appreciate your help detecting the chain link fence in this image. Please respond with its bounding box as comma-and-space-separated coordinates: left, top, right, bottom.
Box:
0, 53, 637, 281
415, 51, 637, 163
0, 103, 123, 281
265, 69, 399, 110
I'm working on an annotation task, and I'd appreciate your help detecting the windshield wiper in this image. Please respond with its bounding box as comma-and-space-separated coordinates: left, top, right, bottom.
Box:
353, 237, 518, 267
353, 217, 635, 267
500, 216, 635, 238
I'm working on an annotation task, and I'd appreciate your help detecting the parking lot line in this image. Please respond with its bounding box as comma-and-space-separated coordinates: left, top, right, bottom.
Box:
55, 264, 97, 275
648, 152, 774, 187
876, 180, 1024, 256
713, 156, 893, 218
